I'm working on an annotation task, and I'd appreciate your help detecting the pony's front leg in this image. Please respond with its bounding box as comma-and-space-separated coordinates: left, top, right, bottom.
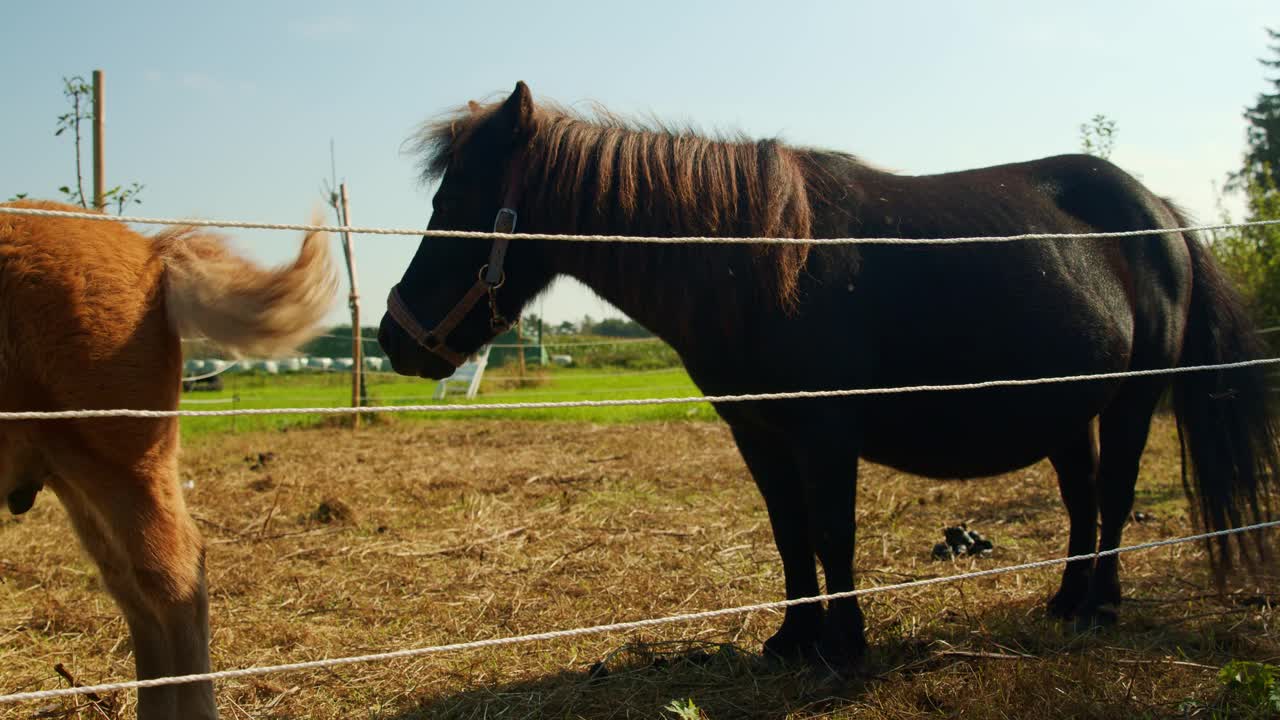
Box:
797, 432, 865, 671
730, 426, 824, 662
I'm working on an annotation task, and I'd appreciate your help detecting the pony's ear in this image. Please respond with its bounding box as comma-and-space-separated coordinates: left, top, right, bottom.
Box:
497, 81, 534, 137
467, 100, 482, 114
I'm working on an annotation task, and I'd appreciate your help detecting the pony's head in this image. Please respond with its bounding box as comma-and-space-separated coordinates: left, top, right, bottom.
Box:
379, 82, 555, 379
380, 81, 821, 377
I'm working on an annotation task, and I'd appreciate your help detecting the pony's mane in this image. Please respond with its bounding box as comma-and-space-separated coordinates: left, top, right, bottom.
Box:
414, 99, 820, 312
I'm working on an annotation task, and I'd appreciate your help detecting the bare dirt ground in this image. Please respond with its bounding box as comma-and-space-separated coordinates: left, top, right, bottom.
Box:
1, 416, 1277, 719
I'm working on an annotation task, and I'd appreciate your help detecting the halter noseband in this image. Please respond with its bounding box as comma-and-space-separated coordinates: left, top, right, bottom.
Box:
385, 150, 526, 368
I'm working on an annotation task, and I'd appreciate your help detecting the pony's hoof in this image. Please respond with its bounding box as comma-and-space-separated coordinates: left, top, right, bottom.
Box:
762, 634, 816, 666
762, 611, 824, 665
1071, 605, 1118, 633
812, 631, 867, 676
1047, 591, 1082, 619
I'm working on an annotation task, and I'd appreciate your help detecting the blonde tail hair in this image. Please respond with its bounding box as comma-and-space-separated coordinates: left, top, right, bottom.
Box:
156, 215, 337, 357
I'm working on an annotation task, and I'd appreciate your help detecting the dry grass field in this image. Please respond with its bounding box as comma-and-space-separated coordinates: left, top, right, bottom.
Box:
1, 415, 1277, 719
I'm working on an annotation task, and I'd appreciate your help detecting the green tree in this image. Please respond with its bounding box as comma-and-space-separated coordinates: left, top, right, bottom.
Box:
592, 317, 654, 338
1079, 114, 1117, 160
54, 75, 94, 207
1212, 169, 1280, 328
299, 325, 382, 360
1228, 28, 1280, 193
11, 74, 146, 212
1212, 30, 1280, 334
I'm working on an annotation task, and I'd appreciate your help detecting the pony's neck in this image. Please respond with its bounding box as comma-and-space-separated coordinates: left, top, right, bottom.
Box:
551, 243, 685, 347
519, 125, 815, 355
542, 230, 751, 359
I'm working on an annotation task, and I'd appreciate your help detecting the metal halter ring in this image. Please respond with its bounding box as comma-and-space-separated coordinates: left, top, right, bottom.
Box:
478, 264, 506, 289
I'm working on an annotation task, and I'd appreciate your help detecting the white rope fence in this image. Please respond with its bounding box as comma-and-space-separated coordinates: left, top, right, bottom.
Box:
309, 332, 665, 348
2, 518, 1275, 705
177, 397, 238, 405
3, 205, 1279, 245
180, 360, 239, 384
4, 357, 1277, 420
7, 204, 1280, 707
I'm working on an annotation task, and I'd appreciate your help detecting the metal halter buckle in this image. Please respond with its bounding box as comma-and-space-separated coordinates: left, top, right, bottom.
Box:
493, 208, 518, 234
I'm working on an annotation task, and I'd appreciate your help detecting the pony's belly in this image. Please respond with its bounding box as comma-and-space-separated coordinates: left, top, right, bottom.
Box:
861, 437, 1053, 479
858, 388, 1109, 479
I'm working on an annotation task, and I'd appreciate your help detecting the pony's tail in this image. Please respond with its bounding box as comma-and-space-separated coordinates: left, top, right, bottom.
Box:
155, 214, 337, 358
1169, 201, 1280, 582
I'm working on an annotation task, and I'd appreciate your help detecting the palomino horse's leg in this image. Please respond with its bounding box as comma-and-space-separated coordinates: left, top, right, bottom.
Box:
1047, 422, 1100, 618
730, 425, 823, 661
1081, 380, 1165, 624
171, 551, 214, 715
46, 441, 215, 720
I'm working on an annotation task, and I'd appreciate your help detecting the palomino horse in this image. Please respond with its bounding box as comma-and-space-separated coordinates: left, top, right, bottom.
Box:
379, 83, 1278, 669
0, 200, 336, 719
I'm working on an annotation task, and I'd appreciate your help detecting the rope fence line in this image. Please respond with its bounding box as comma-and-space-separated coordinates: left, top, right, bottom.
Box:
180, 360, 240, 384
6, 357, 1278, 421
305, 332, 665, 348
177, 385, 700, 407
7, 204, 1280, 705
4, 205, 1279, 246
2, 518, 1275, 705
190, 325, 1279, 356
356, 368, 676, 379
178, 397, 239, 405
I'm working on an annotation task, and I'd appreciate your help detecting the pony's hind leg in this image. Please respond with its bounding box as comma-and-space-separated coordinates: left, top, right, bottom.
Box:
1047, 422, 1100, 618
46, 433, 215, 720
1078, 380, 1165, 625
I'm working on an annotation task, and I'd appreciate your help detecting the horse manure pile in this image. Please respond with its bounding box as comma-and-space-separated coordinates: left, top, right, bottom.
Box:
930, 523, 994, 560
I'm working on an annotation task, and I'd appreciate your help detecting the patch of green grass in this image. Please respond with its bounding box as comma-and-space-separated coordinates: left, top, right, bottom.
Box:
179, 366, 715, 441
664, 697, 708, 720
1179, 660, 1280, 719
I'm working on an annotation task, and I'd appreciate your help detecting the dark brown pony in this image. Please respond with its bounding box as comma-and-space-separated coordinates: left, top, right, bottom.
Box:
381, 83, 1278, 668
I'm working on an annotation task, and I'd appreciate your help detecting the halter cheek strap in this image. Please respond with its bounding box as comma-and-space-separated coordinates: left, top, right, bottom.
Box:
386, 148, 526, 368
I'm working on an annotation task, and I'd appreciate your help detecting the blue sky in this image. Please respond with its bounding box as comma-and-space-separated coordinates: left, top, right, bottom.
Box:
2, 1, 1276, 327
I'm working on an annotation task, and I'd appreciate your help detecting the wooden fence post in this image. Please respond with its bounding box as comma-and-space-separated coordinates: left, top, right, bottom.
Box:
338, 184, 366, 426
92, 70, 104, 211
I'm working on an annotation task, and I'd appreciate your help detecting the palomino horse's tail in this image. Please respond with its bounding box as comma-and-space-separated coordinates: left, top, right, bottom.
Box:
155, 214, 337, 358
1167, 200, 1280, 582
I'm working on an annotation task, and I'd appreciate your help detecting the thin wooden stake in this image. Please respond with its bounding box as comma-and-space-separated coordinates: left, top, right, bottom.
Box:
338, 184, 365, 427
517, 318, 527, 378
91, 70, 104, 211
